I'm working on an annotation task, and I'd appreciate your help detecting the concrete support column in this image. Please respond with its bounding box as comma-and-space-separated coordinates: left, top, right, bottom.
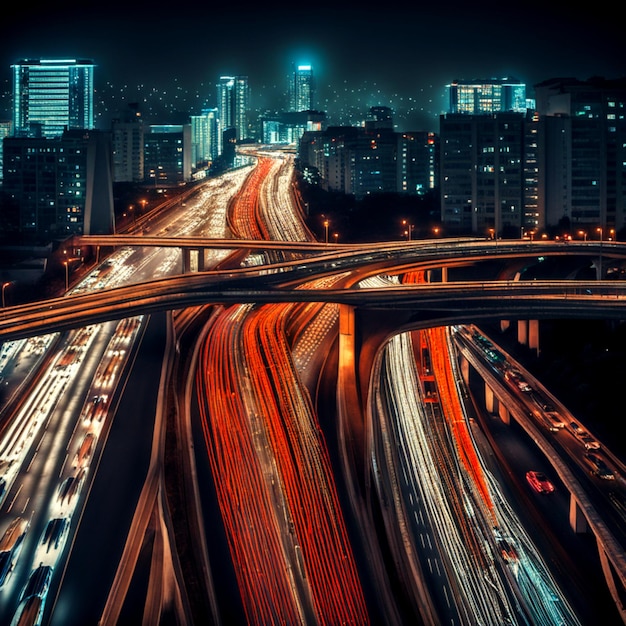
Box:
485, 384, 496, 414
569, 495, 589, 533
498, 403, 510, 425
196, 248, 205, 271
441, 266, 448, 283
528, 319, 539, 355
182, 248, 191, 273
517, 319, 528, 346
500, 320, 510, 332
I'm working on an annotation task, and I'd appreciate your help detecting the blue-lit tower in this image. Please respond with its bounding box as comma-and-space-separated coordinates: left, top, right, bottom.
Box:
216, 75, 250, 155
11, 58, 95, 138
289, 64, 314, 112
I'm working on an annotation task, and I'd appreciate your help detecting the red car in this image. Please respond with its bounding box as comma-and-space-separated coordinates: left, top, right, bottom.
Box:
526, 470, 555, 494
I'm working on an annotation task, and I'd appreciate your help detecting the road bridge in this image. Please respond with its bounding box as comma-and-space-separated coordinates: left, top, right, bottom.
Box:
72, 235, 626, 276
4, 239, 626, 616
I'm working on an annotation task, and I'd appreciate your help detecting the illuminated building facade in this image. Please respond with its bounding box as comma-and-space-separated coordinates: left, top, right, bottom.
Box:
298, 109, 438, 199
190, 108, 219, 168
11, 58, 95, 139
289, 64, 314, 112
144, 124, 192, 186
2, 130, 114, 238
111, 103, 144, 183
535, 76, 626, 233
216, 76, 250, 155
440, 112, 529, 236
448, 77, 527, 115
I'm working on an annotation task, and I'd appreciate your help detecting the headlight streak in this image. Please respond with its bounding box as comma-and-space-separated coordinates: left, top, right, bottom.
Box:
367, 271, 582, 625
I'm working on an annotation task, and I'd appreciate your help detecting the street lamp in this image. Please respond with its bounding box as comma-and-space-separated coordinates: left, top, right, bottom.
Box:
578, 230, 587, 241
323, 219, 329, 244
597, 227, 604, 279
2, 281, 12, 308
402, 219, 414, 241
63, 261, 69, 292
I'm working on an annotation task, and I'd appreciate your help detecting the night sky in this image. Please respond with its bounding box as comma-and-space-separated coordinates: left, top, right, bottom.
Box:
1, 1, 623, 131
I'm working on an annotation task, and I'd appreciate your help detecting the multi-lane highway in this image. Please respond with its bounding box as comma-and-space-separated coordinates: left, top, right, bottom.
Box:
0, 150, 624, 625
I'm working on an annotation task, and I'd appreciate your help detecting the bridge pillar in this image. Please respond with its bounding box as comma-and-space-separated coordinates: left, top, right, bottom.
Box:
182, 248, 204, 272
500, 320, 510, 332
182, 248, 191, 273
528, 319, 539, 354
498, 402, 510, 425
517, 319, 539, 355
196, 248, 205, 271
569, 495, 589, 533
485, 384, 495, 414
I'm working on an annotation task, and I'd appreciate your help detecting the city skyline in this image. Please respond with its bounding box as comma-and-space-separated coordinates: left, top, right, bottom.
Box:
1, 1, 623, 131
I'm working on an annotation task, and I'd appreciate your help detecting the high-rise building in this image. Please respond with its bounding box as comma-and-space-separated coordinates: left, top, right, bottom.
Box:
0, 120, 12, 181
111, 103, 144, 183
448, 77, 527, 115
144, 124, 192, 186
298, 110, 438, 200
2, 129, 114, 238
289, 64, 314, 112
190, 108, 219, 168
439, 112, 529, 236
11, 58, 95, 139
216, 76, 250, 155
534, 76, 626, 233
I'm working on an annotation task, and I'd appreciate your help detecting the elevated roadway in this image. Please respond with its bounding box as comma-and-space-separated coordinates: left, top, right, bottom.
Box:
1, 276, 626, 342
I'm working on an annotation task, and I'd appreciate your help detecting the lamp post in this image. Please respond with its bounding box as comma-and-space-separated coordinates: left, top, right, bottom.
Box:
578, 230, 587, 241
597, 227, 603, 279
323, 219, 329, 245
402, 219, 414, 241
2, 282, 12, 308
63, 261, 69, 292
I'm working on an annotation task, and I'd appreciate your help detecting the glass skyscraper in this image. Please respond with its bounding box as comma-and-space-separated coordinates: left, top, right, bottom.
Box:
11, 58, 95, 139
289, 64, 314, 112
216, 75, 250, 155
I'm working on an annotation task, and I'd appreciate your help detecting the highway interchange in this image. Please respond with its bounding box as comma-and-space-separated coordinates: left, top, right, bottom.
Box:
0, 151, 625, 624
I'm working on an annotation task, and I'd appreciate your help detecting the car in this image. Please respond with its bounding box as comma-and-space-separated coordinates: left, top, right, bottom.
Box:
526, 470, 555, 494
583, 453, 615, 480
579, 434, 600, 450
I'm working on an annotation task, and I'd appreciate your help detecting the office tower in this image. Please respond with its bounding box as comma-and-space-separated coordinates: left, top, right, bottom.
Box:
11, 58, 95, 138
298, 117, 436, 199
190, 108, 219, 168
0, 120, 11, 181
439, 112, 528, 236
447, 77, 527, 115
111, 103, 144, 183
2, 130, 114, 238
289, 64, 314, 112
534, 76, 626, 233
397, 131, 439, 195
144, 124, 192, 186
261, 110, 326, 145
216, 76, 250, 155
